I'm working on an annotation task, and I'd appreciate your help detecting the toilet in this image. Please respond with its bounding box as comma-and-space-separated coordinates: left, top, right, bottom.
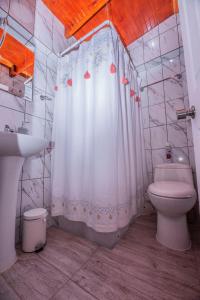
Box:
148, 163, 196, 251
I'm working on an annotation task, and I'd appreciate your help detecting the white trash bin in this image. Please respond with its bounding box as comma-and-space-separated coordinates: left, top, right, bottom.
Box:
22, 208, 48, 253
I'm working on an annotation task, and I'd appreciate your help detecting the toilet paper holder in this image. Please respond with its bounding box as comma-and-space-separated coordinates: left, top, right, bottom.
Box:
176, 106, 196, 120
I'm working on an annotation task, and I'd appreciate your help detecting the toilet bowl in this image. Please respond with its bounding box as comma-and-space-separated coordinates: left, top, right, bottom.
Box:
148, 163, 196, 251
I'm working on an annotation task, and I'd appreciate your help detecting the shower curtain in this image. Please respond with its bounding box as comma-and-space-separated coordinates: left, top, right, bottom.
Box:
51, 26, 147, 232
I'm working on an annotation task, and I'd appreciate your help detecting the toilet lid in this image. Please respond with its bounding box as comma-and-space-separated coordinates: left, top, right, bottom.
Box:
148, 181, 196, 198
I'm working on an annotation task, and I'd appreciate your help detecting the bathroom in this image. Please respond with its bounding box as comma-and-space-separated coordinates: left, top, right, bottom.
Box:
0, 0, 200, 298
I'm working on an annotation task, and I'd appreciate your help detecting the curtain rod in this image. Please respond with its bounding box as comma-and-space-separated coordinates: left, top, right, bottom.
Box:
60, 20, 111, 57
59, 19, 139, 78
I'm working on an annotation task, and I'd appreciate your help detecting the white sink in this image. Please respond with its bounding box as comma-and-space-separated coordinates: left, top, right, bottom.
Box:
0, 131, 47, 273
0, 131, 47, 157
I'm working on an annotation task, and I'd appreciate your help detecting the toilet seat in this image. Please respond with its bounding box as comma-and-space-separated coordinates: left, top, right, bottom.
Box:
148, 181, 196, 199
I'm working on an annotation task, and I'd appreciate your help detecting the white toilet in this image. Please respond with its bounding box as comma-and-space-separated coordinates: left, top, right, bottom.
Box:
148, 163, 196, 251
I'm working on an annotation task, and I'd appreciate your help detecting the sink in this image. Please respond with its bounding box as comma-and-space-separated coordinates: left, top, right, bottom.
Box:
0, 132, 47, 273
0, 131, 47, 157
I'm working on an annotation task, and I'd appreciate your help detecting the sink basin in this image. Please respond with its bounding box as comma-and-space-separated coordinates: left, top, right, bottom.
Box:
0, 131, 47, 273
0, 131, 47, 157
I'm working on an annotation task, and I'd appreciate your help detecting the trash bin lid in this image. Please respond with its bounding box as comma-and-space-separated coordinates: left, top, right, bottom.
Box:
24, 208, 48, 220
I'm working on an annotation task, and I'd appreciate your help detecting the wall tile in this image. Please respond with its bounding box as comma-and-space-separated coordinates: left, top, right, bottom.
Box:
128, 37, 143, 50
166, 98, 185, 124
140, 88, 148, 107
52, 16, 68, 54
0, 0, 10, 12
25, 114, 45, 138
34, 60, 47, 92
44, 177, 51, 208
144, 36, 160, 62
188, 147, 196, 170
162, 49, 181, 79
9, 0, 36, 34
167, 121, 188, 148
25, 88, 46, 119
186, 121, 194, 147
146, 57, 163, 85
21, 178, 44, 214
0, 90, 25, 112
34, 0, 53, 50
150, 125, 167, 149
22, 153, 44, 180
131, 46, 144, 66
159, 15, 177, 34
160, 27, 179, 55
0, 106, 24, 132
143, 26, 159, 42
164, 78, 183, 101
152, 148, 166, 168
148, 82, 164, 106
172, 147, 189, 164
149, 103, 166, 127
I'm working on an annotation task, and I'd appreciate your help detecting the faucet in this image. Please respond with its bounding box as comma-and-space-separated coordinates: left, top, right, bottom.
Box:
4, 124, 15, 133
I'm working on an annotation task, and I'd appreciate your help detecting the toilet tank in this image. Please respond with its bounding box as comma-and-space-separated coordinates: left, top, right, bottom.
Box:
154, 163, 194, 186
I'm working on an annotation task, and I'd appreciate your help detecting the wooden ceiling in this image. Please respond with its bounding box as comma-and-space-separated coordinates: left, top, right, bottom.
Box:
0, 29, 34, 77
42, 0, 178, 46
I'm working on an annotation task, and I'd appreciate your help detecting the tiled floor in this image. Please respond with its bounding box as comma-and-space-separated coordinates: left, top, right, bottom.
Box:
1, 214, 200, 300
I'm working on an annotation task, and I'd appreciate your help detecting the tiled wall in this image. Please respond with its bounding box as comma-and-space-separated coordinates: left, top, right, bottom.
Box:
0, 0, 73, 243
128, 14, 195, 187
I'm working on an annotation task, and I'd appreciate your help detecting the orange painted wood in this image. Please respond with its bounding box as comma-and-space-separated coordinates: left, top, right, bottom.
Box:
0, 29, 34, 77
66, 0, 110, 36
42, 0, 178, 46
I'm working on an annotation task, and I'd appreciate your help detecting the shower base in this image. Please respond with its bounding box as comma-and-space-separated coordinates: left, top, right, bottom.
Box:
58, 216, 135, 248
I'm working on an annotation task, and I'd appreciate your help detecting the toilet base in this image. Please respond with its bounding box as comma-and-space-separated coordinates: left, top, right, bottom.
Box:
156, 212, 191, 251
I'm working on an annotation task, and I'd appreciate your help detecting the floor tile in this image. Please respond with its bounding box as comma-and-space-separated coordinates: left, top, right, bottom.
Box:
0, 275, 20, 300
52, 279, 97, 300
2, 253, 68, 300
38, 227, 98, 277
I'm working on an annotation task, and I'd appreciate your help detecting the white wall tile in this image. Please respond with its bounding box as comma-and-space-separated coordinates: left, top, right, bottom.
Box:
164, 78, 184, 101
150, 126, 167, 149
166, 99, 185, 124
149, 103, 166, 127
160, 27, 179, 55
167, 121, 188, 147
159, 15, 177, 34
148, 82, 164, 106
144, 36, 160, 62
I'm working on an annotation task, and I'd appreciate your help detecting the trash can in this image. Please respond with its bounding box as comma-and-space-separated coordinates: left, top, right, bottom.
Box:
22, 208, 48, 253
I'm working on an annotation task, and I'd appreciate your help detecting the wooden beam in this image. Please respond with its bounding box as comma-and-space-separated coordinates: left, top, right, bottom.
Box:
66, 0, 110, 37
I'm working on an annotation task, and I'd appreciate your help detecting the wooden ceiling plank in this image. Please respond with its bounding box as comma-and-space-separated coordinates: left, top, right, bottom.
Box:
66, 0, 110, 36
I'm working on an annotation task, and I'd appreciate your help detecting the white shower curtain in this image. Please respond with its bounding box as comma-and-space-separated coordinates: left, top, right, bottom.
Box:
51, 26, 147, 232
